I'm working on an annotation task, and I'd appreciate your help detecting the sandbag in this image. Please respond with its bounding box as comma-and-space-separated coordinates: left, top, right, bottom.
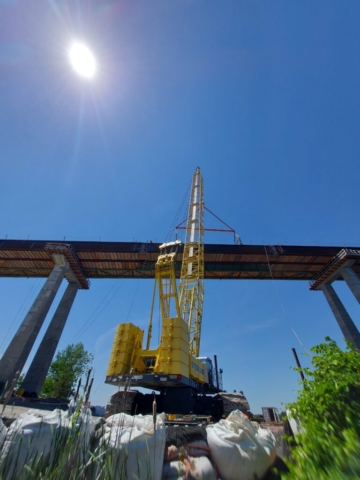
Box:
206, 409, 276, 480
95, 412, 166, 480
0, 417, 7, 450
162, 455, 217, 480
0, 409, 70, 480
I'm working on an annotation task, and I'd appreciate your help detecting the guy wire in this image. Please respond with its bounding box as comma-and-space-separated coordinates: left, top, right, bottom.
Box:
264, 244, 310, 355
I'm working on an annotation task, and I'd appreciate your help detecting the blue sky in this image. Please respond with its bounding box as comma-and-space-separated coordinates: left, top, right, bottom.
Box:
1, 0, 360, 413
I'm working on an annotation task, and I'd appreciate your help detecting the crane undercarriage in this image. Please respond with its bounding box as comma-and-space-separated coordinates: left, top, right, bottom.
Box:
105, 385, 250, 420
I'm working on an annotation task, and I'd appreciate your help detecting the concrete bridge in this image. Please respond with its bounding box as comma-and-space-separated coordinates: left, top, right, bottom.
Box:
1, 239, 360, 394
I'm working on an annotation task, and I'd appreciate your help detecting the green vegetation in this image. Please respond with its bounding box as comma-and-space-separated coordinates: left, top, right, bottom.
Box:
16, 373, 25, 390
41, 343, 93, 400
284, 337, 360, 479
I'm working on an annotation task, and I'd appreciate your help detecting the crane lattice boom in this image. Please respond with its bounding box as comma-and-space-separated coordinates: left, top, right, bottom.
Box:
179, 167, 204, 357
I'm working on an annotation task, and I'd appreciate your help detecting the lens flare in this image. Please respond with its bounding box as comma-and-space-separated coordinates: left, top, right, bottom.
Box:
69, 42, 96, 79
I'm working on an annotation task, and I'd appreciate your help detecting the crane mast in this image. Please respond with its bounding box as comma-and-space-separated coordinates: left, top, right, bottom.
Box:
179, 167, 204, 357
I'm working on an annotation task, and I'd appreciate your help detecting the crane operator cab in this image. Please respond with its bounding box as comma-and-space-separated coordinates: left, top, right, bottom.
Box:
197, 357, 214, 387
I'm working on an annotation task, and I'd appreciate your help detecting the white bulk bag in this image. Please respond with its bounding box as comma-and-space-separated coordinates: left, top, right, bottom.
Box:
286, 409, 304, 436
97, 412, 166, 480
0, 409, 70, 480
0, 417, 7, 450
206, 409, 276, 480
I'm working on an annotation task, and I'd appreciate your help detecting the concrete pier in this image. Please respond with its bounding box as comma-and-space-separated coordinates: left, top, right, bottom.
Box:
321, 284, 360, 349
0, 262, 69, 391
20, 282, 79, 395
341, 266, 360, 304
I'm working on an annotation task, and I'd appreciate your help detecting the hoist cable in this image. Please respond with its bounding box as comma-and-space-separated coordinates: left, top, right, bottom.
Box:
165, 180, 191, 243
72, 279, 125, 342
264, 245, 311, 355
125, 279, 140, 321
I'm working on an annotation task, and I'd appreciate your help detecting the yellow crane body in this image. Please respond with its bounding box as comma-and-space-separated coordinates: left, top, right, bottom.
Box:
106, 241, 207, 390
105, 168, 225, 414
106, 322, 206, 386
104, 168, 250, 417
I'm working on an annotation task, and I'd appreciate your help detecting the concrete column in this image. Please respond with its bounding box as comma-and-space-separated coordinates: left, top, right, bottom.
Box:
21, 282, 79, 395
341, 266, 360, 304
0, 263, 68, 390
321, 284, 360, 349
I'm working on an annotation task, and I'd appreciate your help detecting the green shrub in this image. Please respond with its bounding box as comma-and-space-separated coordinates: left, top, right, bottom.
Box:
284, 337, 360, 479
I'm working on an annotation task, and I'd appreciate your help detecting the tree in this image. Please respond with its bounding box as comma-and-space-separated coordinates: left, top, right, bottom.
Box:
16, 373, 25, 389
284, 337, 360, 479
41, 343, 93, 400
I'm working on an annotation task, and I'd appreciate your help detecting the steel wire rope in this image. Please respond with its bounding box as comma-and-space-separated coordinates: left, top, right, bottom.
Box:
153, 182, 189, 347
165, 179, 191, 243
125, 279, 140, 321
71, 281, 118, 341
158, 297, 161, 345
72, 280, 125, 342
88, 281, 140, 403
263, 244, 310, 355
0, 279, 41, 355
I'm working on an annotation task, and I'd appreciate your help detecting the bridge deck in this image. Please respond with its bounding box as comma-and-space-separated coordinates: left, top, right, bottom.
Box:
1, 239, 359, 282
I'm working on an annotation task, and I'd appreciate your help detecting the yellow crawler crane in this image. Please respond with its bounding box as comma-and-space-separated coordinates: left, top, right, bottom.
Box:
105, 168, 239, 415
106, 241, 208, 392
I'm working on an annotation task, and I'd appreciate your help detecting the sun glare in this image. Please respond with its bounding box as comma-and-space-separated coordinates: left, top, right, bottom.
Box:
69, 42, 96, 79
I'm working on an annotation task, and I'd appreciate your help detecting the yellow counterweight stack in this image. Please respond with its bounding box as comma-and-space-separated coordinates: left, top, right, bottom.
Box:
106, 323, 143, 377
158, 317, 190, 377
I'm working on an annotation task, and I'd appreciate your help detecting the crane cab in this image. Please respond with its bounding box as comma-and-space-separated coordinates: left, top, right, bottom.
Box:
197, 357, 214, 386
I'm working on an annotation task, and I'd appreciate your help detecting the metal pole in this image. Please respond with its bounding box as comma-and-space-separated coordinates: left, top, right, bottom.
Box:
214, 355, 220, 390
146, 280, 157, 350
1, 370, 20, 415
292, 348, 305, 382
83, 367, 93, 394
85, 377, 94, 404
74, 378, 82, 401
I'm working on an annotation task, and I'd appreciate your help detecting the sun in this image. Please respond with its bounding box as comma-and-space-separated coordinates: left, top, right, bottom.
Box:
69, 42, 96, 79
